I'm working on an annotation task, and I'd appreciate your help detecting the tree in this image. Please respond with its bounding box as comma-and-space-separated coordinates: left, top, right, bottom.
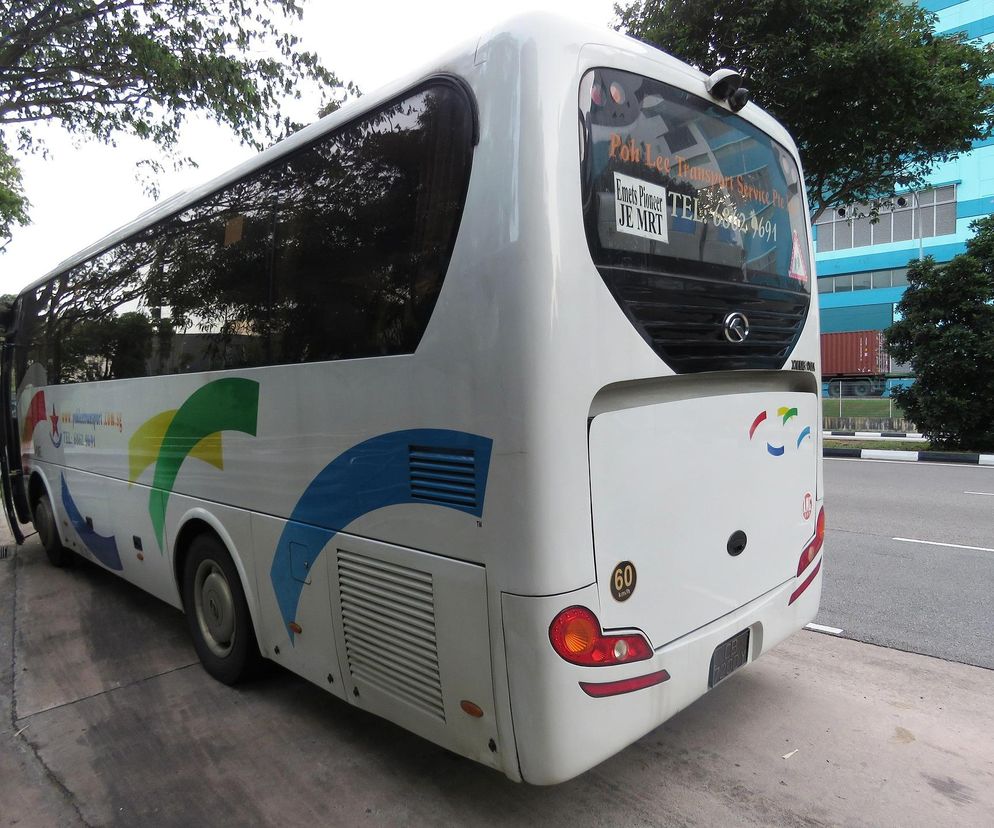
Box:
0, 1, 342, 250
885, 217, 994, 451
615, 0, 994, 221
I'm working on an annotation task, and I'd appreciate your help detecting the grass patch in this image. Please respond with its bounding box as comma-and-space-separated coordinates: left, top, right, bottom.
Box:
824, 439, 929, 451
822, 399, 905, 418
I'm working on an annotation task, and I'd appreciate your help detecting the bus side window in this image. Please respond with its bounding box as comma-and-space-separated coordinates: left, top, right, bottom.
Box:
269, 83, 474, 365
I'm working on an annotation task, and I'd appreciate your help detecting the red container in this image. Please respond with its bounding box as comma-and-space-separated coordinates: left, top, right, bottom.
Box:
820, 330, 888, 376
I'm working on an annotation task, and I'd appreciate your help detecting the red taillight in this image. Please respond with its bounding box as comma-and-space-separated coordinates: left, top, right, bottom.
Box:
797, 507, 826, 577
790, 507, 825, 606
548, 606, 652, 666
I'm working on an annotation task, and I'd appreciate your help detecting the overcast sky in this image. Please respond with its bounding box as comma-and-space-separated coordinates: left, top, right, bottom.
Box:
0, 0, 619, 296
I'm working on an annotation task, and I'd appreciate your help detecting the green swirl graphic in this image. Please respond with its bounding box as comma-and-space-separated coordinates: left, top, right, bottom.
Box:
144, 378, 259, 549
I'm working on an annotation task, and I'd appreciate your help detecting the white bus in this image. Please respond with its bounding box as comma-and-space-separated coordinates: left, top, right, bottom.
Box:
0, 14, 824, 784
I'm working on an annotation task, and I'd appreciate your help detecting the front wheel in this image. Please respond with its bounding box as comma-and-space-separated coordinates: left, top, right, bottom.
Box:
182, 534, 261, 685
33, 493, 73, 568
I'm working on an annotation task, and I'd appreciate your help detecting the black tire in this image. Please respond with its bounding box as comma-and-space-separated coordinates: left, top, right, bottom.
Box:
181, 533, 261, 685
853, 379, 872, 398
33, 493, 73, 568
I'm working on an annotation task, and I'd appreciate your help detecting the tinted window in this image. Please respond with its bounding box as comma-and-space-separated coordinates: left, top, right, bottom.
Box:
579, 68, 811, 373
270, 87, 473, 363
13, 82, 474, 388
581, 69, 811, 293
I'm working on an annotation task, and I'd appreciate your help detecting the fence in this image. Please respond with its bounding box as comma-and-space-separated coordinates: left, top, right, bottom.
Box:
822, 396, 916, 433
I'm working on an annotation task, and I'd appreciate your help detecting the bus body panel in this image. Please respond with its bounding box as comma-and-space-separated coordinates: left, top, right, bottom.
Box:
589, 388, 818, 647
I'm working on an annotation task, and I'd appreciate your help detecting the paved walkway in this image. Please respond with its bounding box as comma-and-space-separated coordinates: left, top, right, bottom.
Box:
3, 522, 994, 826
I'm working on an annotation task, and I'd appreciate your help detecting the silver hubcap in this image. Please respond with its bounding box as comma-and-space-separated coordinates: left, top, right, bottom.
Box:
194, 560, 235, 658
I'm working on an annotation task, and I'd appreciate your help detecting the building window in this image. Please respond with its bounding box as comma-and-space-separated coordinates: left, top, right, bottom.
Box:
817, 268, 909, 294
814, 186, 957, 253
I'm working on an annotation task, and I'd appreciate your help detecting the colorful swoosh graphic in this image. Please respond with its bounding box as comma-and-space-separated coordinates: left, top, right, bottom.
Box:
61, 474, 122, 570
749, 406, 811, 457
22, 390, 47, 442
128, 378, 259, 549
271, 429, 493, 641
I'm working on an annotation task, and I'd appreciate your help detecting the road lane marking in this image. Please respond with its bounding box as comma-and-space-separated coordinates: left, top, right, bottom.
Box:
964, 491, 994, 496
893, 537, 994, 553
805, 623, 843, 635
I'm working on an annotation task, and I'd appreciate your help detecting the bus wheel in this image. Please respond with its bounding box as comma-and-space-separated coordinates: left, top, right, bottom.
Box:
33, 493, 73, 568
182, 534, 261, 685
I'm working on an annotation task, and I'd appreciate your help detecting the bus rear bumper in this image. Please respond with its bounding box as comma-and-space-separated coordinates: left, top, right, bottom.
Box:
501, 570, 822, 785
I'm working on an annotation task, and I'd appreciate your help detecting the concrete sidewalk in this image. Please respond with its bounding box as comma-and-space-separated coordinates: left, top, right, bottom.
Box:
3, 530, 994, 826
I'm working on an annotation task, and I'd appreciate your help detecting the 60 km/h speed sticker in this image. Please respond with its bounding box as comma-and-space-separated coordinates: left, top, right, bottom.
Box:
610, 561, 637, 602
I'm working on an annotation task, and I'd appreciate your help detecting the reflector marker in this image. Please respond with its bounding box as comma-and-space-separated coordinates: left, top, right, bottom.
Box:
788, 560, 821, 605
579, 669, 670, 698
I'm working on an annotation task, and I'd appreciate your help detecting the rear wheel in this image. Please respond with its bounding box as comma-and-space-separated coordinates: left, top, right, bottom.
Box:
182, 533, 261, 685
33, 493, 73, 568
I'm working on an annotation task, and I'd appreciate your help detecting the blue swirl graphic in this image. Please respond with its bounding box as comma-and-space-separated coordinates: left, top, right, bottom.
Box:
60, 474, 122, 571
270, 429, 492, 640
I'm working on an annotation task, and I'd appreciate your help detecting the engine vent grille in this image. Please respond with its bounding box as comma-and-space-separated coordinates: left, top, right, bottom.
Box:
409, 445, 478, 509
337, 549, 444, 721
600, 267, 809, 373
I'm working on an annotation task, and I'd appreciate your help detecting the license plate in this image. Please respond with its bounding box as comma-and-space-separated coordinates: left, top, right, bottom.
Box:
709, 628, 750, 688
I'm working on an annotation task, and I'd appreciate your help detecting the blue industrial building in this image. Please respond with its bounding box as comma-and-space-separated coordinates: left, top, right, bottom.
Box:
815, 0, 994, 341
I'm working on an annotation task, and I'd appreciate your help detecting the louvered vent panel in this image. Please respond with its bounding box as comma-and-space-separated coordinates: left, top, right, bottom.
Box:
409, 445, 477, 508
600, 266, 809, 373
337, 550, 444, 721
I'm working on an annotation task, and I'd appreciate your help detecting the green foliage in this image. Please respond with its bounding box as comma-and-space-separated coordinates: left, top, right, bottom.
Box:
0, 1, 341, 247
615, 0, 994, 221
885, 217, 994, 451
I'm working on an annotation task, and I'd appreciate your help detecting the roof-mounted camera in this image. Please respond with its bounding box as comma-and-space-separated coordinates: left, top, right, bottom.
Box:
706, 68, 750, 113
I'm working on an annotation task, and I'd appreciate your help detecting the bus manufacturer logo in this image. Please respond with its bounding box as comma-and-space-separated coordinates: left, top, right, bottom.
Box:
802, 492, 813, 520
723, 312, 750, 343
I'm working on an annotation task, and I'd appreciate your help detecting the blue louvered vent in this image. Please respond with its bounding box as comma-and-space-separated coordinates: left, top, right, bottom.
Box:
409, 445, 478, 508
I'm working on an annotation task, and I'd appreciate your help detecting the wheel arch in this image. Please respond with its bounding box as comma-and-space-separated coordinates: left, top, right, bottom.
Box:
171, 508, 263, 651
27, 468, 55, 512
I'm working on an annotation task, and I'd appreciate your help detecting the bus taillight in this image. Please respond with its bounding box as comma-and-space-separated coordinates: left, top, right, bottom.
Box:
548, 606, 652, 666
789, 508, 825, 606
796, 507, 826, 577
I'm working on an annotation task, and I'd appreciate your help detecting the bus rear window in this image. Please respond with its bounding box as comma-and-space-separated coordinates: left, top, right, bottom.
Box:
580, 68, 810, 293
579, 68, 811, 374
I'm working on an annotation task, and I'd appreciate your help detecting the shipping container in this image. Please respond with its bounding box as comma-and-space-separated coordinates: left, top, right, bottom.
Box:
821, 330, 888, 376
821, 330, 890, 397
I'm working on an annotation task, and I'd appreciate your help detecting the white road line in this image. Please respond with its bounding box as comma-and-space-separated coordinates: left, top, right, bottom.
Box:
805, 623, 843, 635
964, 491, 994, 496
892, 537, 994, 553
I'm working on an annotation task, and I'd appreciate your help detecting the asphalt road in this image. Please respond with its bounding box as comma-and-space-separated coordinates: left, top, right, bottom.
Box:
816, 458, 994, 669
